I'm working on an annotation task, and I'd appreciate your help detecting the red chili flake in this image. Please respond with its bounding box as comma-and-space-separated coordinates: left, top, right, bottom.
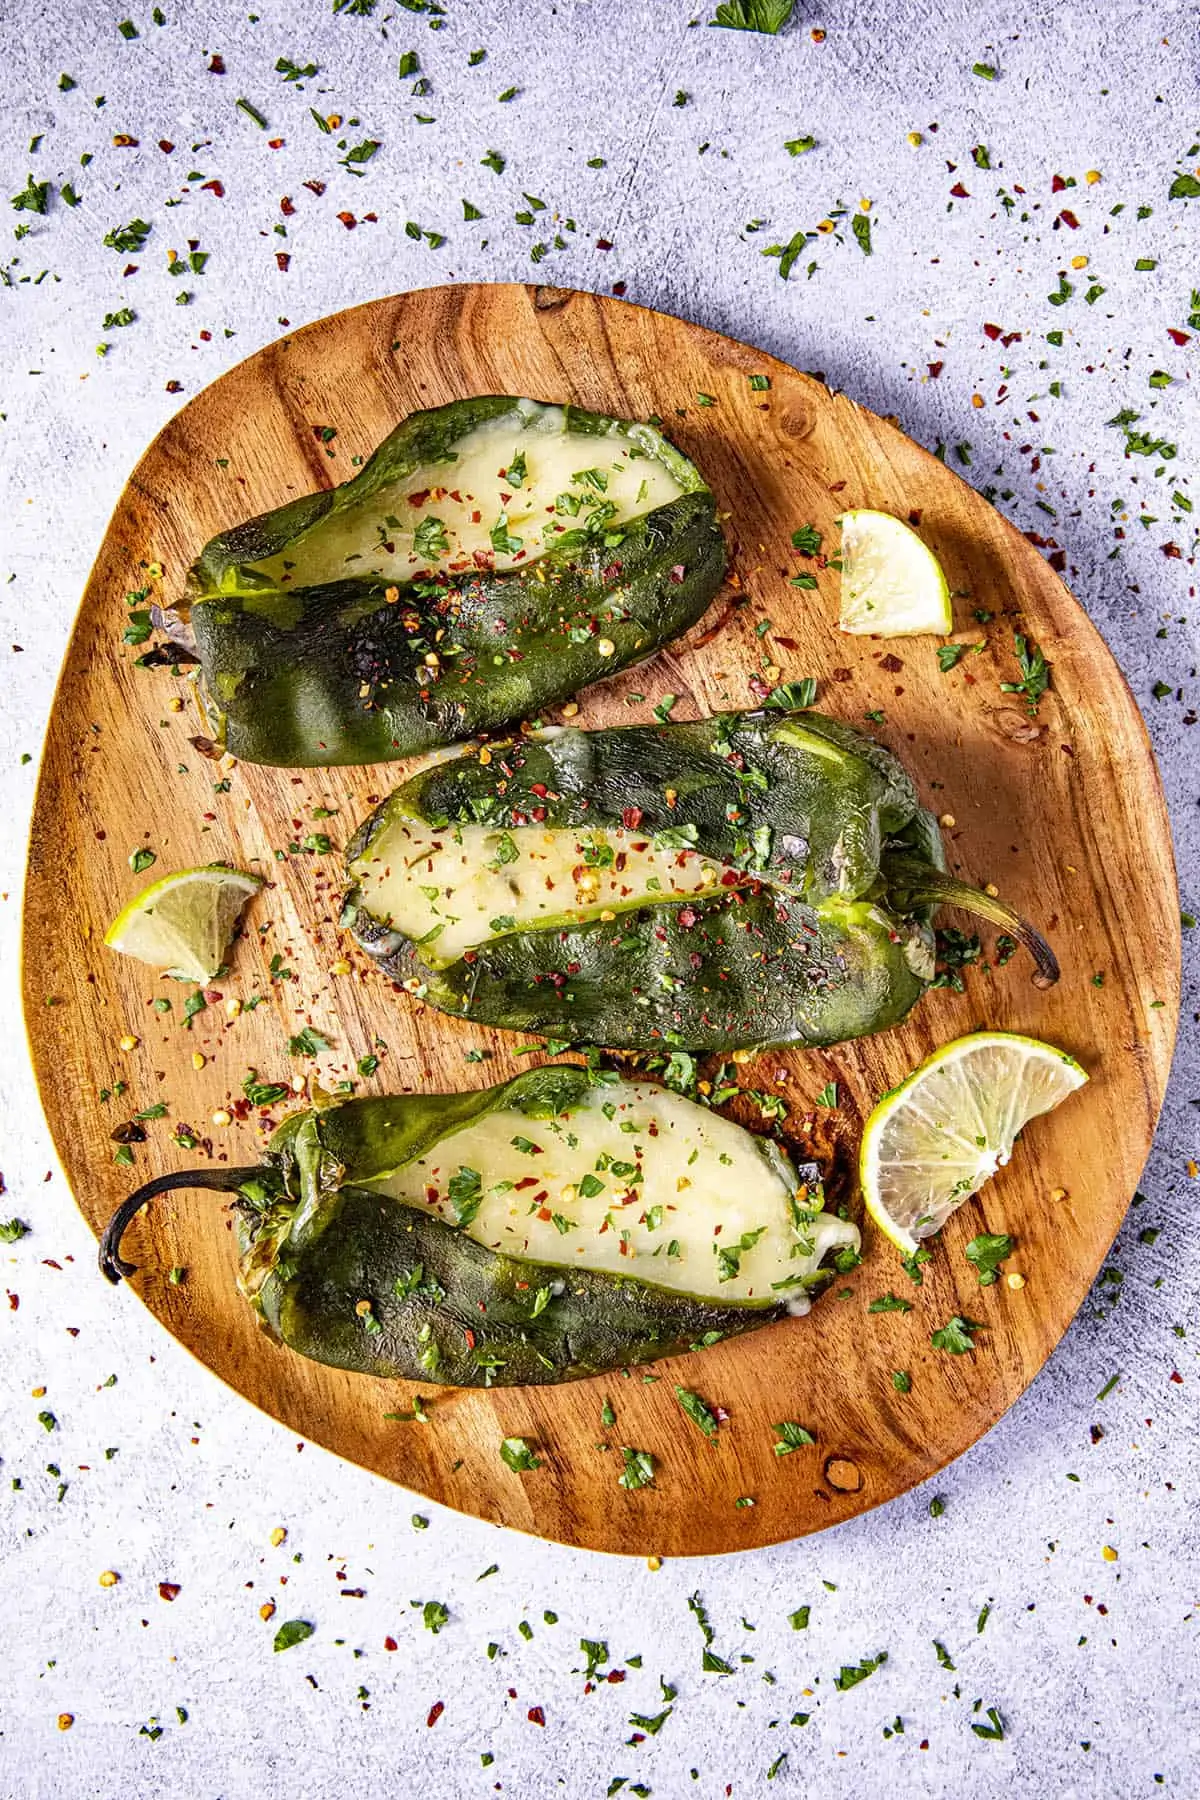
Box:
1162, 543, 1183, 559
158, 1582, 181, 1602
1167, 328, 1191, 346
201, 180, 225, 197
303, 179, 326, 196
208, 54, 226, 74
1058, 209, 1080, 229
605, 1669, 626, 1683
720, 870, 741, 888
427, 1702, 444, 1727
337, 212, 357, 230
596, 238, 613, 251
198, 334, 212, 346
982, 322, 1002, 340
463, 1328, 476, 1349
384, 1636, 398, 1651
612, 281, 627, 297
927, 361, 944, 378
280, 196, 295, 216
1051, 173, 1068, 193
1170, 1371, 1183, 1384
165, 380, 183, 393
621, 806, 643, 830
268, 138, 285, 150
276, 253, 290, 272
158, 139, 174, 153
527, 1706, 545, 1727
113, 134, 139, 148
529, 783, 548, 798
949, 182, 969, 198
8, 1293, 18, 1311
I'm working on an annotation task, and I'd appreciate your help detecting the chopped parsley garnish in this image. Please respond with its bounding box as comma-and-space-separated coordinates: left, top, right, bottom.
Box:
412, 514, 448, 560
1000, 632, 1051, 714
618, 1446, 656, 1490
499, 1436, 541, 1472
868, 1292, 912, 1314
714, 1227, 766, 1282
834, 1650, 888, 1689
711, 0, 795, 32
675, 1387, 719, 1439
489, 512, 524, 556
965, 1232, 1014, 1286
930, 1315, 984, 1354
772, 1420, 815, 1456
448, 1165, 483, 1224
421, 1599, 449, 1634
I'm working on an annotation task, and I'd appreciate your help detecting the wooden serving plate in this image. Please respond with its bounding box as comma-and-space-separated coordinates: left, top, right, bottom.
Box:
23, 283, 1179, 1556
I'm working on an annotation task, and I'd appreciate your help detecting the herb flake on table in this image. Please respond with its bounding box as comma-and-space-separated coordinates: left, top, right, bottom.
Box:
834, 1650, 888, 1689
711, 0, 795, 31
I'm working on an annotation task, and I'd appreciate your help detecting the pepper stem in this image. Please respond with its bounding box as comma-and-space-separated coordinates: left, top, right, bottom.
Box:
882, 854, 1060, 989
99, 1167, 263, 1286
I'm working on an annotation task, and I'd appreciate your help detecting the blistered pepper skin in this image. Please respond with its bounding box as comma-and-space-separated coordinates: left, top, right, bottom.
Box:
343, 709, 943, 1052
344, 706, 1058, 1051
185, 397, 726, 767
100, 1070, 835, 1390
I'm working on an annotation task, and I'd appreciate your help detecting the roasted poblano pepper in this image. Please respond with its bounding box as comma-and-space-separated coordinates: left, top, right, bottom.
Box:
100, 1068, 858, 1387
343, 708, 1058, 1052
185, 396, 725, 766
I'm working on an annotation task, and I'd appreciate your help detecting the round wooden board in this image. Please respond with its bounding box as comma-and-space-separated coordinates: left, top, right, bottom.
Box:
23, 283, 1179, 1557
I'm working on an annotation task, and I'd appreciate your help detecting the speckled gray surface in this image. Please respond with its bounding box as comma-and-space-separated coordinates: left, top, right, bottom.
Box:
2, 3, 1198, 1796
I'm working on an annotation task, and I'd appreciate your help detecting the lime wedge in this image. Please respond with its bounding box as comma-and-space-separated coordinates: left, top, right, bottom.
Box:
105, 865, 263, 984
838, 509, 953, 636
860, 1031, 1087, 1256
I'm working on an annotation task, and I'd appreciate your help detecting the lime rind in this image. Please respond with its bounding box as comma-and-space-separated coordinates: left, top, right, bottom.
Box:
105, 864, 263, 985
838, 508, 953, 638
860, 1031, 1087, 1255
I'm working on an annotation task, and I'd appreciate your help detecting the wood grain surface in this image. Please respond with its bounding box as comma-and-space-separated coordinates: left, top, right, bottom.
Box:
22, 283, 1179, 1556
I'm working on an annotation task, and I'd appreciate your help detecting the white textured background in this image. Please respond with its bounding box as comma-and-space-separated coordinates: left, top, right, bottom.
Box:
2, 3, 1198, 1795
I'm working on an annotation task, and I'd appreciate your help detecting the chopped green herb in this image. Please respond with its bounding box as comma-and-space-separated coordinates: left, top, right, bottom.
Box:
499, 1436, 541, 1472
964, 1232, 1014, 1286
931, 1315, 983, 1354
772, 1420, 814, 1456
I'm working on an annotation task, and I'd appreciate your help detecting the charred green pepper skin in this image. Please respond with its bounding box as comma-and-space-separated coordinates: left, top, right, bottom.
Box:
254, 1183, 784, 1387
186, 397, 726, 767
101, 1069, 842, 1389
343, 708, 944, 1052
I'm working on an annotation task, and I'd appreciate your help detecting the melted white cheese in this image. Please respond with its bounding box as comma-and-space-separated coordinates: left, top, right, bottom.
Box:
361, 1079, 858, 1304
349, 819, 728, 967
251, 406, 685, 588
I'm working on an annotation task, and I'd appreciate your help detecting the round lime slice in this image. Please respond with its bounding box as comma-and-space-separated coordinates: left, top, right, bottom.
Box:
105, 864, 263, 984
860, 1031, 1088, 1256
838, 508, 953, 637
